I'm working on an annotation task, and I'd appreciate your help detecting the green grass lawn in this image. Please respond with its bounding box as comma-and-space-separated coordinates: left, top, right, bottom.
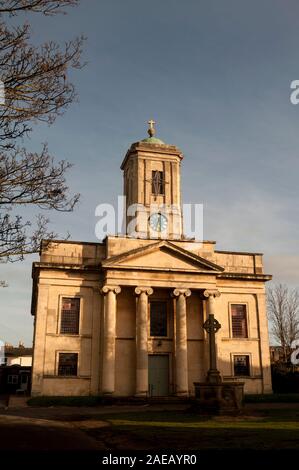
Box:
90, 409, 299, 450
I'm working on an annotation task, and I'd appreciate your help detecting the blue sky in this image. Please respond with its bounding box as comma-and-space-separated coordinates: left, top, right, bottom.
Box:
1, 0, 299, 345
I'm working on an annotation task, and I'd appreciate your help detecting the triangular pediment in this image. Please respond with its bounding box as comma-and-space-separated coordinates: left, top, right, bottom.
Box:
102, 240, 224, 273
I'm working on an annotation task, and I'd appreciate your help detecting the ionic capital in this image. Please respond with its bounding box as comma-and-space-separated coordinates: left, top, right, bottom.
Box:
135, 287, 153, 296
203, 289, 220, 299
101, 285, 121, 295
173, 288, 191, 298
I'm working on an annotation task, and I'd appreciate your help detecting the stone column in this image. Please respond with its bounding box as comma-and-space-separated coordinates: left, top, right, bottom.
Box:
203, 289, 221, 384
203, 290, 219, 315
173, 288, 191, 396
135, 287, 153, 396
101, 285, 121, 394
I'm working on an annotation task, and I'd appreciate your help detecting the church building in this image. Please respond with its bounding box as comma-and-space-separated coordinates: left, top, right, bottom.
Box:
30, 123, 272, 397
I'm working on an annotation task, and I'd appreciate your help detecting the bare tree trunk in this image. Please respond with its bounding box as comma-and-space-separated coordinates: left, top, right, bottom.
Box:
267, 284, 299, 363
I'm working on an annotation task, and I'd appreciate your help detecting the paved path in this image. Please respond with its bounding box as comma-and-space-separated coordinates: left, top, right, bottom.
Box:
0, 403, 189, 453
0, 403, 187, 420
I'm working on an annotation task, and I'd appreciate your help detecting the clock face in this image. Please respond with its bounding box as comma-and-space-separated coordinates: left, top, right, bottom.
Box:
149, 213, 168, 232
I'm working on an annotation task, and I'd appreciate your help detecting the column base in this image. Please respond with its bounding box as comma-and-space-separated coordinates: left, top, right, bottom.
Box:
135, 391, 148, 398
176, 391, 189, 397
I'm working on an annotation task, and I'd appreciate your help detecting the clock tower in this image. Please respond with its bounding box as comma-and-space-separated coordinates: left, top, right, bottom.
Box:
121, 121, 184, 239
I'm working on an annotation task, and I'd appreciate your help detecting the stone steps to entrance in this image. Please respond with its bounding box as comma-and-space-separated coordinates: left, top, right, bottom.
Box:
98, 396, 192, 406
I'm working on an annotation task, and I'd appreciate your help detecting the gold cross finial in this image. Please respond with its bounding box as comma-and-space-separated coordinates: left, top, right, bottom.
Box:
147, 119, 156, 137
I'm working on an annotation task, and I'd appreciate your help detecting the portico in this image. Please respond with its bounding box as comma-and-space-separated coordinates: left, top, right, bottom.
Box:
99, 237, 224, 397
100, 286, 213, 398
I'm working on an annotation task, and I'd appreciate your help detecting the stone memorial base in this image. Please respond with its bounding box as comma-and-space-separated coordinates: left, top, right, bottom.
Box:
193, 381, 244, 415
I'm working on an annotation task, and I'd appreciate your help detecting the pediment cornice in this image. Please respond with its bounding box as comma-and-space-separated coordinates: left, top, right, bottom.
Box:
101, 240, 224, 274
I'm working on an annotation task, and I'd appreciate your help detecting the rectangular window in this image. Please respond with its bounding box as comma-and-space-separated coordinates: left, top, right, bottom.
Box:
150, 301, 167, 337
58, 353, 78, 376
233, 355, 250, 376
151, 170, 164, 195
60, 297, 80, 334
7, 375, 18, 384
231, 304, 248, 338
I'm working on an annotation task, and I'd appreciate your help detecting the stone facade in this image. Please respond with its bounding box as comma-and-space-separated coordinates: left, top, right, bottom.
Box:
30, 133, 272, 397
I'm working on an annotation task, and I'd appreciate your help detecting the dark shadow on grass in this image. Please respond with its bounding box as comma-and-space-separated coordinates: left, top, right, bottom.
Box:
88, 410, 299, 451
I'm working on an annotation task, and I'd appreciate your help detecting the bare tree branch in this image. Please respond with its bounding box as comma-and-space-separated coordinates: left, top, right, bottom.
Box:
0, 212, 71, 262
0, 0, 79, 15
0, 145, 79, 260
0, 22, 85, 148
0, 0, 83, 262
0, 145, 80, 210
